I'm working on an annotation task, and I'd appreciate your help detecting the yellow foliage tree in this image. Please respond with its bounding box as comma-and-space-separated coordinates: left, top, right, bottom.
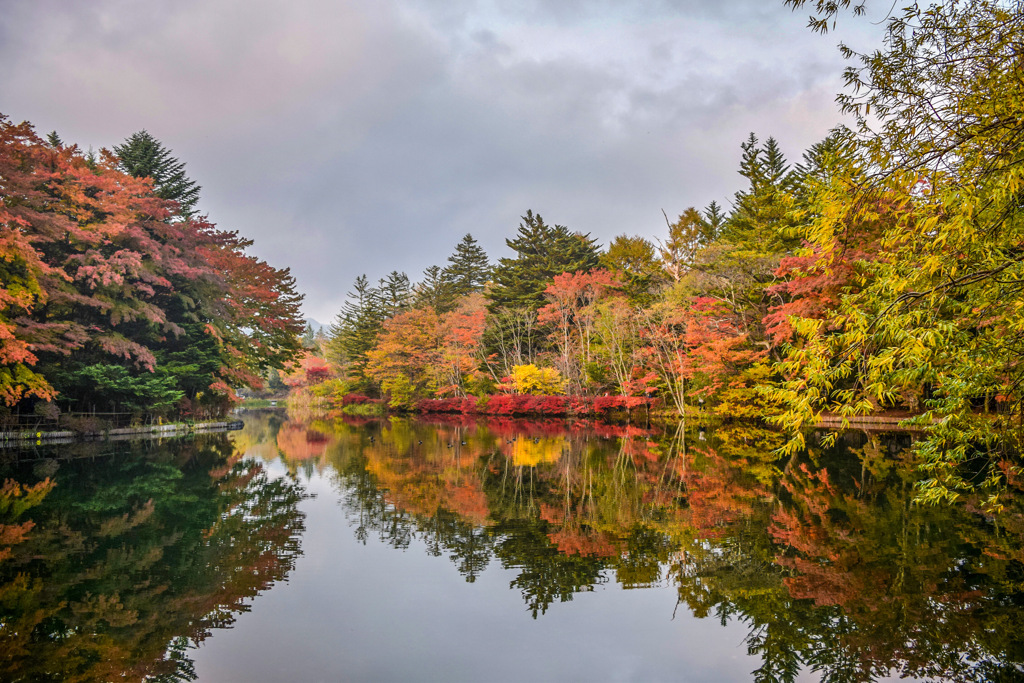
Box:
508, 364, 566, 395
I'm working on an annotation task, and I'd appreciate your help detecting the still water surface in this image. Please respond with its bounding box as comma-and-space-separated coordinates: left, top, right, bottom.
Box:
1, 412, 1022, 682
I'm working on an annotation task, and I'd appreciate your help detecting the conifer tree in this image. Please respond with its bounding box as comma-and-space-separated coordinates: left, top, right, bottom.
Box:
487, 210, 600, 312
724, 134, 799, 250
703, 200, 727, 240
682, 134, 801, 345
378, 271, 412, 317
415, 265, 456, 312
301, 324, 317, 349
114, 130, 201, 219
328, 275, 384, 387
442, 233, 492, 299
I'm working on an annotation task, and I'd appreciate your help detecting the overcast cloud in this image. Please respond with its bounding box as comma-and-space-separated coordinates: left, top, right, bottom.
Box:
0, 0, 886, 322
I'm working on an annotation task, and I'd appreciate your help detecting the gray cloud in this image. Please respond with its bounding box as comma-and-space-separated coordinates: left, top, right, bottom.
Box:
0, 0, 884, 322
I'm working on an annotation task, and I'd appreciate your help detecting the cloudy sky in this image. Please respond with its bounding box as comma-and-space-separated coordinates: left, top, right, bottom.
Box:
1, 0, 885, 323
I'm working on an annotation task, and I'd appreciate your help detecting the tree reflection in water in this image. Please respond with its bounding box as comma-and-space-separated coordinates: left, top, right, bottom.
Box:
0, 434, 307, 682
267, 413, 1024, 682
7, 413, 1022, 682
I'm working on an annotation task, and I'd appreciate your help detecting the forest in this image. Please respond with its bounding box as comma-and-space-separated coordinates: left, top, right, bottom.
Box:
290, 0, 1024, 507
0, 119, 305, 423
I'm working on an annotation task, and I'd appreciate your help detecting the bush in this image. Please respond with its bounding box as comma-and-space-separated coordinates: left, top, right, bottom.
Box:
413, 393, 650, 419
505, 365, 567, 395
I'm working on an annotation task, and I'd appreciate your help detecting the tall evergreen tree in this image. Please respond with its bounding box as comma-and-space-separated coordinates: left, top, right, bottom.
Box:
378, 271, 412, 317
703, 200, 727, 241
327, 275, 384, 388
301, 324, 317, 349
442, 233, 492, 299
723, 134, 799, 251
415, 265, 456, 313
792, 128, 857, 205
114, 130, 201, 219
685, 134, 802, 346
487, 210, 600, 312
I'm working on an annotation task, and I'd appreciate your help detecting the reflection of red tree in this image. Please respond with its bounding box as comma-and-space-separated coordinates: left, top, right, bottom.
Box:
448, 484, 490, 527
539, 503, 564, 525
364, 432, 491, 526
768, 464, 894, 608
0, 478, 53, 562
680, 445, 769, 539
547, 527, 618, 558
276, 422, 332, 461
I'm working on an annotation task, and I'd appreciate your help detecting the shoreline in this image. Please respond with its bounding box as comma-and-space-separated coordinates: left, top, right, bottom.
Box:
0, 419, 244, 448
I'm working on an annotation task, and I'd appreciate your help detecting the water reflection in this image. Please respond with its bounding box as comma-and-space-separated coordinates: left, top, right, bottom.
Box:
260, 412, 1024, 681
0, 435, 306, 682
2, 414, 1024, 682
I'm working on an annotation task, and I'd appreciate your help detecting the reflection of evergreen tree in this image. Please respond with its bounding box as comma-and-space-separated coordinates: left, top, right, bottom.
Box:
616, 527, 674, 589
0, 435, 307, 681
491, 520, 606, 618
329, 419, 685, 615
448, 525, 492, 582
671, 426, 1024, 683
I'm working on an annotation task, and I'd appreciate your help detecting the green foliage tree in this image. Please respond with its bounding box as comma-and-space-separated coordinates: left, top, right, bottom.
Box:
114, 130, 201, 219
703, 200, 727, 238
487, 210, 601, 312
378, 270, 412, 317
302, 323, 317, 349
328, 275, 385, 390
722, 134, 799, 252
415, 265, 455, 313
771, 0, 1024, 507
601, 234, 660, 305
680, 134, 801, 347
61, 363, 184, 415
442, 233, 492, 300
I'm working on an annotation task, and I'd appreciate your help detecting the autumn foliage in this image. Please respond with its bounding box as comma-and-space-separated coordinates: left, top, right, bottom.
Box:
0, 115, 303, 417
415, 393, 649, 417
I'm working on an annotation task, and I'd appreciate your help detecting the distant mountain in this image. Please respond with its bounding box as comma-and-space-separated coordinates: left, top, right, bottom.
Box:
304, 318, 328, 334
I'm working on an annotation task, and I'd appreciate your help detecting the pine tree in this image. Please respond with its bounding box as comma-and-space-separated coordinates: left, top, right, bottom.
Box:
487, 210, 601, 312
442, 233, 491, 299
114, 131, 201, 219
327, 275, 384, 387
724, 134, 799, 251
792, 128, 856, 205
687, 134, 802, 346
378, 271, 412, 317
46, 131, 63, 148
703, 200, 727, 241
761, 136, 794, 190
301, 324, 317, 349
415, 265, 456, 312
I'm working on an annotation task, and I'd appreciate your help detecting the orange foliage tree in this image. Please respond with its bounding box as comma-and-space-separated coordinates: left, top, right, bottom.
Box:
0, 114, 303, 416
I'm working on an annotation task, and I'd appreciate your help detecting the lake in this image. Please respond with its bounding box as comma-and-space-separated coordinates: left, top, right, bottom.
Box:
1, 411, 1022, 682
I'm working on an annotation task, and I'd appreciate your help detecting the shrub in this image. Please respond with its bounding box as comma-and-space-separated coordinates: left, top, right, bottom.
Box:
507, 365, 567, 395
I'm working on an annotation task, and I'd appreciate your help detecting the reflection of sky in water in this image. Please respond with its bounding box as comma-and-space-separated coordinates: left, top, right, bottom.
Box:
193, 455, 764, 682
